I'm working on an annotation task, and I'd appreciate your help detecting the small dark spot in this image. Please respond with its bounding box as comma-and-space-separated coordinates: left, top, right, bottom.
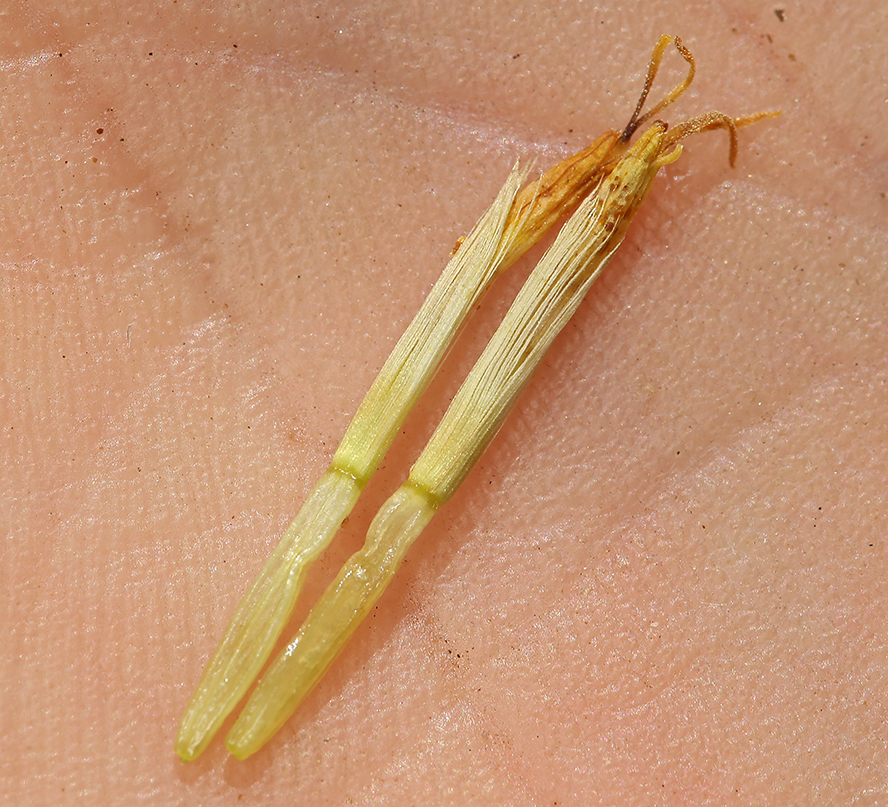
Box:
774, 9, 785, 22
96, 127, 104, 134
512, 53, 521, 59
148, 52, 153, 56
233, 43, 238, 48
788, 53, 796, 61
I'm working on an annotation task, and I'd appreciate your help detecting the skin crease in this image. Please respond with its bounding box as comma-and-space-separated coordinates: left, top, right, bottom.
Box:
2, 0, 887, 804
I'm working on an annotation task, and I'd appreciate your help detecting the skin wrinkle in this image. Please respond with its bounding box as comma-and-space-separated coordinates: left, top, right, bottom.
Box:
2, 2, 887, 805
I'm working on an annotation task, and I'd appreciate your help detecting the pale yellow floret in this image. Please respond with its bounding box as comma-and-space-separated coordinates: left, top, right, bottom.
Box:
177, 34, 779, 763
224, 123, 688, 759
177, 135, 627, 762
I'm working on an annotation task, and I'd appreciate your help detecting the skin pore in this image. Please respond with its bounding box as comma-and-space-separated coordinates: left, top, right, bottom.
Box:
2, 2, 887, 805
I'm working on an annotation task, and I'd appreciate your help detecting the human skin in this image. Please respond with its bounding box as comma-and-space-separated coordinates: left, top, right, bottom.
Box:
2, 2, 887, 805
